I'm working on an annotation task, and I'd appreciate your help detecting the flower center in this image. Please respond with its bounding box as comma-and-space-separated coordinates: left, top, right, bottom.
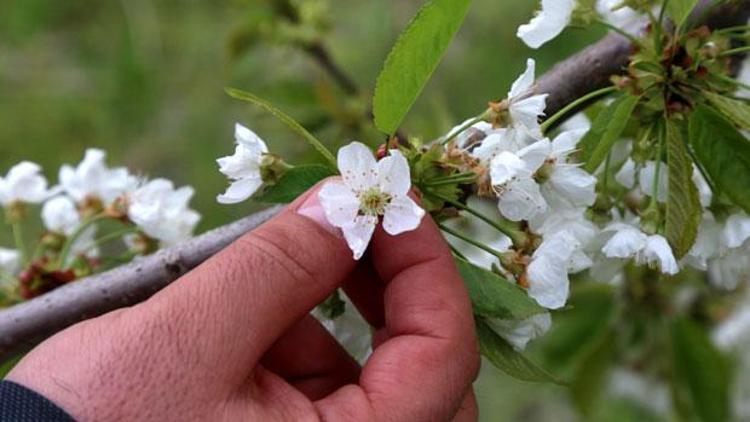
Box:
358, 188, 391, 216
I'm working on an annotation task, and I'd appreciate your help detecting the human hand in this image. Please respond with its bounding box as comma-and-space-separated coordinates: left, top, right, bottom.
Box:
7, 183, 480, 421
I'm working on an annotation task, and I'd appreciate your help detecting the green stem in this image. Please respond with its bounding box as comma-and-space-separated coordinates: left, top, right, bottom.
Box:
719, 46, 750, 57
603, 150, 612, 196
58, 214, 109, 269
423, 173, 477, 187
449, 245, 468, 261
595, 19, 640, 45
438, 223, 506, 259
540, 86, 618, 134
652, 124, 666, 201
433, 194, 527, 247
716, 73, 750, 92
441, 111, 489, 145
11, 222, 27, 264
85, 226, 139, 254
714, 25, 750, 35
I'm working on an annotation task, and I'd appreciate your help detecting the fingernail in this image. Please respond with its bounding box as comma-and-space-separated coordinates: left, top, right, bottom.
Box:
297, 192, 341, 237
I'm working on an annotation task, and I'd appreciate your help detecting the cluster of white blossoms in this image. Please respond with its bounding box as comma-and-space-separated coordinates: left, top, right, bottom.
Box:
0, 149, 200, 294
518, 0, 646, 49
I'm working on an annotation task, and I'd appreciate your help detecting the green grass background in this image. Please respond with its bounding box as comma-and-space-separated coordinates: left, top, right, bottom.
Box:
0, 1, 610, 420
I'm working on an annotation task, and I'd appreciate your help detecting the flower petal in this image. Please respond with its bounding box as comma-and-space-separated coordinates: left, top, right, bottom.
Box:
510, 95, 547, 134
382, 195, 425, 236
546, 166, 597, 208
235, 123, 269, 155
723, 213, 750, 249
509, 59, 537, 99
527, 232, 575, 309
518, 138, 552, 173
516, 0, 576, 49
216, 177, 264, 204
602, 226, 647, 259
319, 181, 360, 228
338, 142, 378, 192
342, 215, 378, 260
377, 150, 411, 197
641, 235, 679, 275
615, 158, 637, 189
498, 176, 547, 221
639, 161, 668, 202
490, 151, 527, 186
486, 313, 552, 351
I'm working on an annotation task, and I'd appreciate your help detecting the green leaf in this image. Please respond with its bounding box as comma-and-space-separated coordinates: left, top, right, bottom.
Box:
666, 0, 699, 27
537, 284, 615, 375
456, 258, 545, 320
703, 91, 750, 130
372, 0, 473, 135
570, 332, 615, 416
579, 95, 640, 173
225, 87, 337, 168
257, 164, 335, 203
689, 105, 750, 213
670, 317, 731, 422
665, 120, 702, 259
476, 318, 565, 384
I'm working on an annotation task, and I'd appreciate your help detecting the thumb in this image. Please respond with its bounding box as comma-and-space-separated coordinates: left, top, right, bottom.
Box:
128, 182, 357, 380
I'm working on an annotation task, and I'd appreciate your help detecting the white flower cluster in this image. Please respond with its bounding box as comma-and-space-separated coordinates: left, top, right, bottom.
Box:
0, 149, 200, 279
517, 0, 646, 49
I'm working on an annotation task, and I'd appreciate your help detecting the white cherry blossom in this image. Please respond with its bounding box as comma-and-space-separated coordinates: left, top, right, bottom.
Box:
42, 196, 81, 235
128, 179, 201, 246
444, 196, 513, 271
723, 213, 750, 249
491, 139, 550, 221
0, 248, 21, 276
596, 0, 645, 34
319, 142, 425, 260
59, 149, 137, 205
531, 208, 597, 273
0, 161, 52, 206
517, 0, 576, 49
486, 312, 552, 351
217, 123, 269, 204
540, 129, 597, 210
526, 230, 579, 309
602, 224, 679, 275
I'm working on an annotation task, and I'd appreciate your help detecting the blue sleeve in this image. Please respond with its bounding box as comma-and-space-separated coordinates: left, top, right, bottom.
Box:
0, 381, 74, 421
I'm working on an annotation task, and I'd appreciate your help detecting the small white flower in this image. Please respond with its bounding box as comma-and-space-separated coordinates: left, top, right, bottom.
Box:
602, 224, 679, 275
684, 215, 723, 271
486, 312, 552, 351
319, 142, 425, 260
59, 149, 138, 205
615, 158, 637, 189
596, 0, 645, 34
531, 208, 598, 273
723, 213, 750, 249
714, 307, 750, 351
42, 196, 81, 236
0, 161, 52, 206
217, 123, 269, 204
0, 248, 21, 276
693, 166, 713, 207
526, 230, 578, 309
560, 112, 592, 132
491, 140, 550, 221
639, 161, 668, 203
128, 179, 201, 246
708, 248, 750, 291
540, 129, 597, 210
517, 0, 576, 49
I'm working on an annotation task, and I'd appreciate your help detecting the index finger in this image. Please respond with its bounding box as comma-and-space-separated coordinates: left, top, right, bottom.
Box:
316, 209, 480, 421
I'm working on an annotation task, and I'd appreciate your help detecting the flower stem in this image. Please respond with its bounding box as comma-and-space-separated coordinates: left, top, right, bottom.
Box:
441, 110, 489, 145
595, 19, 640, 45
58, 214, 109, 269
438, 223, 506, 259
11, 222, 27, 264
422, 173, 477, 187
719, 46, 750, 57
540, 86, 617, 134
715, 73, 750, 92
714, 25, 750, 35
433, 194, 528, 247
84, 226, 139, 254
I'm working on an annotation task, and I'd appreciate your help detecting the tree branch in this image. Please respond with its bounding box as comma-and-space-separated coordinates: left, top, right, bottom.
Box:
0, 206, 282, 361
1, 0, 749, 362
537, 0, 750, 122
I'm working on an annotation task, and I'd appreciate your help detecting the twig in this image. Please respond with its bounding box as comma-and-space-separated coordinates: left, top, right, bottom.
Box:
0, 206, 282, 361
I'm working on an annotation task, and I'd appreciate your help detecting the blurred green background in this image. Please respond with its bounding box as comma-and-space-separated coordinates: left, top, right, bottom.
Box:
0, 1, 613, 420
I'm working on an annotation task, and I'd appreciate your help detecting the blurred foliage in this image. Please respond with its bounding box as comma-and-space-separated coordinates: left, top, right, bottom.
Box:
0, 0, 612, 420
